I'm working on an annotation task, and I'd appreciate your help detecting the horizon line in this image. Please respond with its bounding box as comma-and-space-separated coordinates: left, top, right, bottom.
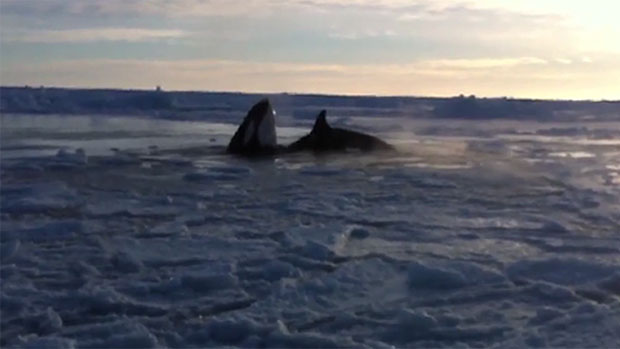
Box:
1, 84, 618, 103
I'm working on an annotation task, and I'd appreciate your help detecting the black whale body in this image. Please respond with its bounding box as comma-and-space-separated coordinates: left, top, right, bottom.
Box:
227, 99, 394, 156
226, 99, 280, 156
287, 110, 393, 153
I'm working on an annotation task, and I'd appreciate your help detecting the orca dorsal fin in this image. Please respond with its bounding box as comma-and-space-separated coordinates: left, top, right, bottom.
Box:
311, 110, 330, 134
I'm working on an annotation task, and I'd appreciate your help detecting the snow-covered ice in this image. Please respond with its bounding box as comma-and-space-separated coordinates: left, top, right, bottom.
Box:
1, 111, 620, 348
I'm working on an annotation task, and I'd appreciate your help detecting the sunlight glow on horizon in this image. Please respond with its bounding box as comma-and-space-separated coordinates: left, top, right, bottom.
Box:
1, 0, 619, 100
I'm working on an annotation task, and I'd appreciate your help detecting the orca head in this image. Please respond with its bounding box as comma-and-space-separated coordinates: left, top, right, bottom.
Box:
227, 98, 278, 155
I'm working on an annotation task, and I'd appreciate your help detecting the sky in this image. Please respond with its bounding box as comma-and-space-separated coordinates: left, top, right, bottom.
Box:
0, 0, 619, 100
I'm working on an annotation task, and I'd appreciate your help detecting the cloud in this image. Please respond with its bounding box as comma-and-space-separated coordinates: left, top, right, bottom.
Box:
0, 0, 287, 17
425, 57, 548, 69
3, 28, 188, 43
328, 30, 397, 40
1, 0, 617, 99
0, 0, 556, 19
10, 57, 549, 76
4, 57, 617, 99
0, 0, 596, 55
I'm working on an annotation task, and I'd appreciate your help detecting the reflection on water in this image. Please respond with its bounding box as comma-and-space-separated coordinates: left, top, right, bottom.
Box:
0, 114, 231, 159
0, 114, 314, 159
2, 114, 620, 187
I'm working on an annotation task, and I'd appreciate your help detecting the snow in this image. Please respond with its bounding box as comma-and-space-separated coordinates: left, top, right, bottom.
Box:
1, 106, 620, 348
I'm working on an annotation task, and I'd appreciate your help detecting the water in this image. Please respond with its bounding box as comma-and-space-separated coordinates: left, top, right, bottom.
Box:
1, 113, 619, 348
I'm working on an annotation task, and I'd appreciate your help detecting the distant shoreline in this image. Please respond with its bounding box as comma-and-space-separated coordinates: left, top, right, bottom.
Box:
1, 86, 618, 122
2, 85, 618, 103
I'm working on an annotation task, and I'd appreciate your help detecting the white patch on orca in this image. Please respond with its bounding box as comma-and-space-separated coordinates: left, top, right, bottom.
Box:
243, 120, 255, 146
257, 106, 277, 147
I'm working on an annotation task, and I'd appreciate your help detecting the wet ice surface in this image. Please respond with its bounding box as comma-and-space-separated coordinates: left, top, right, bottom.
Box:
1, 114, 620, 348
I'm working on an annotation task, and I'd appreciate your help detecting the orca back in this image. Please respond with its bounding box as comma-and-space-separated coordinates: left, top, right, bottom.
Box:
287, 110, 394, 153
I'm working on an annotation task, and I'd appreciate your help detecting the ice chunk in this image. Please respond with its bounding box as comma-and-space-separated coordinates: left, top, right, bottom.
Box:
397, 308, 438, 331
382, 309, 438, 343
528, 306, 564, 325
540, 220, 570, 234
77, 322, 159, 348
20, 336, 75, 349
20, 220, 83, 242
55, 148, 87, 165
349, 227, 370, 239
597, 272, 620, 295
181, 273, 238, 293
36, 307, 63, 334
112, 251, 143, 273
1, 239, 20, 262
507, 258, 617, 286
301, 240, 334, 261
408, 261, 468, 290
207, 317, 256, 344
262, 260, 301, 282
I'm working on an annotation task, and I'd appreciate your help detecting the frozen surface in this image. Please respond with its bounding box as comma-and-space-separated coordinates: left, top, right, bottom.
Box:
1, 111, 620, 348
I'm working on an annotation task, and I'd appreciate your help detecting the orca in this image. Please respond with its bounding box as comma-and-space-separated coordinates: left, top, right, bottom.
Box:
227, 98, 281, 156
287, 110, 394, 153
227, 99, 394, 156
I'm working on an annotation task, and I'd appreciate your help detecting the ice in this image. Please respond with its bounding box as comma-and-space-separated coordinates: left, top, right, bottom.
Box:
39, 307, 63, 333
1, 182, 81, 216
20, 336, 75, 349
1, 104, 620, 348
111, 251, 143, 273
1, 239, 21, 262
180, 272, 239, 293
407, 261, 468, 290
62, 321, 160, 348
55, 148, 87, 165
506, 258, 617, 286
11, 220, 83, 242
597, 272, 620, 295
300, 240, 334, 261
